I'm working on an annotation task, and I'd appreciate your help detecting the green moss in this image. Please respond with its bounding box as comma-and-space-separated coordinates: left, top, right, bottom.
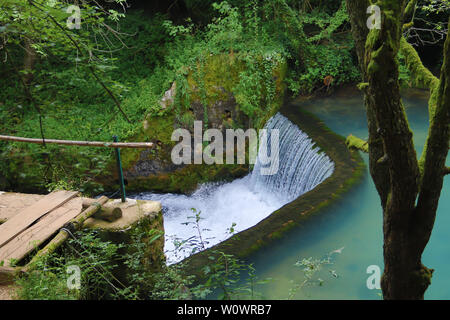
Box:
187, 53, 245, 107
357, 82, 369, 90
398, 37, 441, 173
257, 58, 288, 129
126, 163, 249, 194
399, 38, 439, 92
121, 114, 176, 172
411, 265, 434, 292
346, 134, 369, 153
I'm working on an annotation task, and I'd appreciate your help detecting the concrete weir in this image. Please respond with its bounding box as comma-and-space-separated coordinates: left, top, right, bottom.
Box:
182, 99, 365, 276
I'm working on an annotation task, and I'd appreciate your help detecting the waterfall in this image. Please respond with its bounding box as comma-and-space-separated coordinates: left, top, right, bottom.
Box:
250, 113, 334, 202
133, 113, 334, 264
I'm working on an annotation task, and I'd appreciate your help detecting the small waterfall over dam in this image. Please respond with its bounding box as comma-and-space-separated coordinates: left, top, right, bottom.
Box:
133, 113, 334, 264
250, 113, 335, 202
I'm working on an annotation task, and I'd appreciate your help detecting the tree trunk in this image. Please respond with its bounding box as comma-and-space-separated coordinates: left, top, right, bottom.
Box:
346, 0, 450, 299
346, 0, 391, 208
23, 39, 36, 86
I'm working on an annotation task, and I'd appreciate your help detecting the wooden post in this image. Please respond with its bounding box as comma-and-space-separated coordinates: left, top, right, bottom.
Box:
113, 136, 126, 203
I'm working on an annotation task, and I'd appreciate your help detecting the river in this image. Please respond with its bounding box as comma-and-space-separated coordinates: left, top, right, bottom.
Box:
247, 87, 450, 300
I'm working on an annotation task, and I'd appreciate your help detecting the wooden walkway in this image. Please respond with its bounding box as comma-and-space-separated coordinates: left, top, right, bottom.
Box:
0, 191, 81, 267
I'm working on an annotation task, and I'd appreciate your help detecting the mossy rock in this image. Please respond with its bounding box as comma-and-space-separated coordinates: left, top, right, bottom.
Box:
103, 53, 286, 194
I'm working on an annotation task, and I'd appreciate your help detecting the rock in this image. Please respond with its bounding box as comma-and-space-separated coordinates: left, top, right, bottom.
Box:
119, 53, 286, 194
160, 82, 177, 110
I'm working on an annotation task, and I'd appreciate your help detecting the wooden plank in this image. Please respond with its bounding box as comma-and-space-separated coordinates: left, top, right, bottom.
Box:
25, 196, 109, 271
0, 198, 82, 266
0, 191, 78, 249
0, 193, 45, 223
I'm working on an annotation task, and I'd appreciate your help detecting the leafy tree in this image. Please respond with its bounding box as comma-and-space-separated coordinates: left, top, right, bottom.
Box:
346, 0, 449, 299
0, 0, 130, 134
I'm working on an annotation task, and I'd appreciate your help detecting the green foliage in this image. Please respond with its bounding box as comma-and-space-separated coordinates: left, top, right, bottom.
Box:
15, 229, 123, 300
288, 248, 343, 299
421, 0, 450, 13
199, 250, 271, 300
148, 262, 208, 300
160, 1, 291, 127
14, 258, 78, 300
284, 0, 360, 94
0, 9, 170, 194
116, 223, 167, 299
179, 112, 195, 130
234, 51, 285, 124
293, 41, 360, 94
0, 0, 360, 194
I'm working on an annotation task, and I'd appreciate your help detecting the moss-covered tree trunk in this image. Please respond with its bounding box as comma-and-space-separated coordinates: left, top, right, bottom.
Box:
346, 0, 391, 208
346, 0, 450, 299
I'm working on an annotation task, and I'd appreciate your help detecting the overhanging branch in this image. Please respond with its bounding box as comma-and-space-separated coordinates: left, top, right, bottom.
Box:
345, 134, 368, 153
444, 167, 450, 176
399, 37, 439, 91
416, 17, 450, 217
399, 36, 442, 172
404, 0, 418, 21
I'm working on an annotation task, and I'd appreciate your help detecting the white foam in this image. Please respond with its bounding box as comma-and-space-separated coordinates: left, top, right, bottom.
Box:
133, 113, 334, 264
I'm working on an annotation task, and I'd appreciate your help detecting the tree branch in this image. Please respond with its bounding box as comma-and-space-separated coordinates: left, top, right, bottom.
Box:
415, 17, 450, 251
28, 0, 132, 123
444, 167, 450, 176
403, 0, 418, 31
399, 37, 439, 90
404, 0, 418, 21
345, 134, 368, 153
399, 37, 442, 173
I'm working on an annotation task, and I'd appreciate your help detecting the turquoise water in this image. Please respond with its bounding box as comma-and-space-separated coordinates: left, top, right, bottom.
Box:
246, 88, 450, 300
